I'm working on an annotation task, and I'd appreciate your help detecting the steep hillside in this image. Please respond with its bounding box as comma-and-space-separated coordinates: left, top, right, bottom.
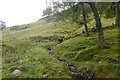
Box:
1, 15, 119, 78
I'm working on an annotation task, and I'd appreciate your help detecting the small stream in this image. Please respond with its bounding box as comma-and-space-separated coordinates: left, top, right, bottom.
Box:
47, 47, 85, 80
42, 36, 95, 79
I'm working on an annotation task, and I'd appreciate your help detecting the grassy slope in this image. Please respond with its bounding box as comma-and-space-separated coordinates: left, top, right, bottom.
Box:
54, 28, 119, 78
1, 17, 119, 78
2, 20, 78, 78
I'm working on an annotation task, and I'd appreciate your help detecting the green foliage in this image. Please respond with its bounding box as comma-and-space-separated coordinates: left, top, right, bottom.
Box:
1, 7, 119, 78
2, 38, 70, 78
54, 3, 91, 24
97, 3, 115, 18
54, 28, 119, 78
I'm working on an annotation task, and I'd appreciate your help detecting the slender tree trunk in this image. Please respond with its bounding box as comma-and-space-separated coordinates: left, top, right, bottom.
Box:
115, 2, 120, 27
88, 2, 108, 48
81, 3, 89, 36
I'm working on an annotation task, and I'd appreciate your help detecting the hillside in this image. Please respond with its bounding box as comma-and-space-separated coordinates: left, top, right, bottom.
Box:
1, 2, 120, 79
1, 14, 119, 79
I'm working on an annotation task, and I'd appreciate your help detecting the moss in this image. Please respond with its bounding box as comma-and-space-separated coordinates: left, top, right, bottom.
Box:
2, 16, 119, 78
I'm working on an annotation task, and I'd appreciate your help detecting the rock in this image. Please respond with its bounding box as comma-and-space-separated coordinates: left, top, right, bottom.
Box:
42, 73, 50, 78
66, 62, 74, 66
68, 66, 77, 72
17, 60, 24, 64
99, 61, 102, 63
50, 35, 57, 41
48, 51, 54, 55
11, 69, 22, 77
47, 45, 51, 51
58, 58, 63, 61
57, 38, 63, 44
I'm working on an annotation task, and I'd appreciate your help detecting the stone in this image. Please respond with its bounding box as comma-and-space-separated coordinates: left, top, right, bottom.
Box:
47, 45, 51, 51
11, 69, 22, 77
41, 72, 50, 78
69, 66, 77, 72
99, 61, 102, 63
17, 60, 24, 64
57, 38, 63, 44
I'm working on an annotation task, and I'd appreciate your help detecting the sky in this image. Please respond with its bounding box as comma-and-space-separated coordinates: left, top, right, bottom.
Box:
0, 0, 46, 27
1, 0, 118, 27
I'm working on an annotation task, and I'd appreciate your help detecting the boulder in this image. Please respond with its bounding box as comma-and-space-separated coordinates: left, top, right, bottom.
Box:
11, 69, 22, 77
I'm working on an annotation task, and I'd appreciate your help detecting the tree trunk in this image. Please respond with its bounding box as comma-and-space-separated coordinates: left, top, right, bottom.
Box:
81, 3, 89, 36
88, 2, 108, 48
115, 2, 120, 27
